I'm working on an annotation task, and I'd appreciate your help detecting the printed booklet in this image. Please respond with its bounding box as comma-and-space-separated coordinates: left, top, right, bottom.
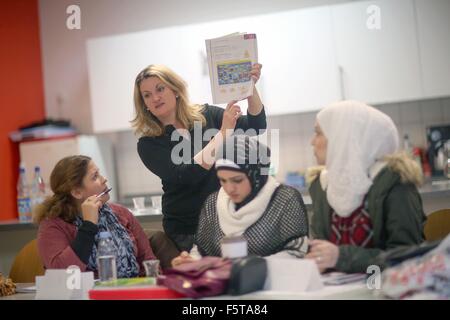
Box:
205, 32, 258, 104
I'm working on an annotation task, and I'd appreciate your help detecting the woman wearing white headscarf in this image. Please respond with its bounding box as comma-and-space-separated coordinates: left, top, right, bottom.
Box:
306, 100, 426, 273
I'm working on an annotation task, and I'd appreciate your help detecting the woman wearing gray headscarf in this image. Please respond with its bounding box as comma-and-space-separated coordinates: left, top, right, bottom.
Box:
172, 135, 309, 266
307, 100, 426, 274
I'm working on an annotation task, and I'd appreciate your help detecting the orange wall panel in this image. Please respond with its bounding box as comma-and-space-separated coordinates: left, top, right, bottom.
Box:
0, 0, 45, 221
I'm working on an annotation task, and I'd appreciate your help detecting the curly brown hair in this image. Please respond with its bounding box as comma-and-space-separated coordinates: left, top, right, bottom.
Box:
33, 155, 91, 224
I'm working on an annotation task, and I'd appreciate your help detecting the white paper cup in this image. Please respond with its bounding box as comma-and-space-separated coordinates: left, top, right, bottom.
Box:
221, 236, 248, 259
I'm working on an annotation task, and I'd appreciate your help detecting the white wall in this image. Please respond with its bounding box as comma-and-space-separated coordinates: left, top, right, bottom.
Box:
38, 0, 350, 133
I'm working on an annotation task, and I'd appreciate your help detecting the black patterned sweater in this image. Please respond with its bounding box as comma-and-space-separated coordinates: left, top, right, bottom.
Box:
195, 184, 309, 258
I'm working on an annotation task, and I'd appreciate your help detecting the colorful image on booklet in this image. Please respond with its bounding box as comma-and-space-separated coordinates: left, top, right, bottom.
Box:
217, 60, 252, 85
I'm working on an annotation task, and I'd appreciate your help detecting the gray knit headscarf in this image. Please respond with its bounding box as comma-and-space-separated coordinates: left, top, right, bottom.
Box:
215, 135, 271, 210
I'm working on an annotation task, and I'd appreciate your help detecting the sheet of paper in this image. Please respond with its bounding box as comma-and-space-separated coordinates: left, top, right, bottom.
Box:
321, 272, 367, 285
263, 258, 324, 292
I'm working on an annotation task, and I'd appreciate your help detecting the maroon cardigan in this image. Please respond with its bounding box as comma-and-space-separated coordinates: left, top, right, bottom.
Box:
37, 203, 155, 276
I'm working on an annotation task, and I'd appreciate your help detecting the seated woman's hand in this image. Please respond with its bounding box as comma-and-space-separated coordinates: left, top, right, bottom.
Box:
81, 195, 103, 224
171, 251, 194, 267
305, 239, 339, 273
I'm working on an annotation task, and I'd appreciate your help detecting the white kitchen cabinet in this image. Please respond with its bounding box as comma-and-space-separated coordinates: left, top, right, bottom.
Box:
85, 1, 449, 132
86, 6, 340, 132
257, 6, 340, 115
331, 0, 423, 104
414, 0, 450, 98
19, 135, 117, 201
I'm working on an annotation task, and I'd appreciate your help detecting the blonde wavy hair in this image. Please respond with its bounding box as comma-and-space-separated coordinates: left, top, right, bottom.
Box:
131, 64, 206, 137
34, 155, 91, 224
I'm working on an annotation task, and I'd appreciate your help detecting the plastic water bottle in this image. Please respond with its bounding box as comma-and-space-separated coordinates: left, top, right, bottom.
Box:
17, 165, 32, 222
31, 166, 46, 210
97, 231, 117, 282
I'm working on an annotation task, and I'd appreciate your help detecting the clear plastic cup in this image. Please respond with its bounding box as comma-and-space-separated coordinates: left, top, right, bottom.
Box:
132, 197, 146, 211
142, 259, 160, 277
151, 196, 162, 211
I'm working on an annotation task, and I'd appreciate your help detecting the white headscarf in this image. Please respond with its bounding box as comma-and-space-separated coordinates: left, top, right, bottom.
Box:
317, 100, 399, 217
217, 176, 280, 236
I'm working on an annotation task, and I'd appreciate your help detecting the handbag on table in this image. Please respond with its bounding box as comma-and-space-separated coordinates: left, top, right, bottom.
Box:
158, 256, 267, 298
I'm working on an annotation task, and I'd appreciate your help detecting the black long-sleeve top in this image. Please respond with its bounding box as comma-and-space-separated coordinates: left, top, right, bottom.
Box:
71, 220, 98, 264
137, 104, 267, 235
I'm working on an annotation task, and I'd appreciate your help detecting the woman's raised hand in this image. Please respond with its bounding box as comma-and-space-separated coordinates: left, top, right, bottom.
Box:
250, 63, 262, 84
220, 100, 241, 136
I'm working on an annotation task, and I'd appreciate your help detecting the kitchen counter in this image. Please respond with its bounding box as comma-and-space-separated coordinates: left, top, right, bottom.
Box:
297, 179, 450, 198
0, 209, 163, 232
1, 179, 448, 232
418, 179, 450, 197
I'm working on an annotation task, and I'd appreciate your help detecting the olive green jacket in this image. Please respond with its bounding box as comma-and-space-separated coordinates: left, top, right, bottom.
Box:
308, 154, 426, 273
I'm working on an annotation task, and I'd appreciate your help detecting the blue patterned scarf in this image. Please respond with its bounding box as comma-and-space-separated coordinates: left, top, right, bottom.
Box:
74, 204, 140, 278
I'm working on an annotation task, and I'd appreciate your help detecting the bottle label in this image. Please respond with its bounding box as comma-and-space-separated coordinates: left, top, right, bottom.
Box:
18, 197, 32, 222
31, 195, 45, 208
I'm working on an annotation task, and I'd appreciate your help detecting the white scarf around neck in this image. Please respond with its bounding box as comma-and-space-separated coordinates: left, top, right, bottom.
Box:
319, 160, 388, 215
317, 100, 399, 217
217, 176, 280, 236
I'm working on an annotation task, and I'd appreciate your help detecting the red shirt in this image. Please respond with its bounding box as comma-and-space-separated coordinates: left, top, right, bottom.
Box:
329, 201, 374, 247
37, 203, 155, 276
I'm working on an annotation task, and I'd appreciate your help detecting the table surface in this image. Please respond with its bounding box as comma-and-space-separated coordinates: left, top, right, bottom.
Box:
0, 281, 381, 300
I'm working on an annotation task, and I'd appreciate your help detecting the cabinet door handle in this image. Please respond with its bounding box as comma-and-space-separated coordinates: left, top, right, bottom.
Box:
338, 65, 346, 100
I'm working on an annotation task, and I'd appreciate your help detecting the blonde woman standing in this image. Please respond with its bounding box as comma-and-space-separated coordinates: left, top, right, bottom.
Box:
132, 64, 266, 251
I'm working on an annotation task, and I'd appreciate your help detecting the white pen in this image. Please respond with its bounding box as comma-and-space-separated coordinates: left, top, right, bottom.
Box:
96, 187, 112, 198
